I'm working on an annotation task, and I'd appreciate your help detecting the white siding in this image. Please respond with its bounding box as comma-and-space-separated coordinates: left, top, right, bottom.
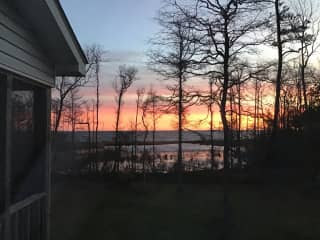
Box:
0, 1, 55, 87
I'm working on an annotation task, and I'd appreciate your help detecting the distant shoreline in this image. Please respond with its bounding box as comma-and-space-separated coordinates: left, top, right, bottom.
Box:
54, 130, 229, 133
54, 130, 253, 147
102, 140, 225, 146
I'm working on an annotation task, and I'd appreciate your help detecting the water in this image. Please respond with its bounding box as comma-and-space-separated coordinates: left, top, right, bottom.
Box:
57, 130, 249, 172
62, 130, 224, 143
103, 143, 225, 172
61, 130, 253, 143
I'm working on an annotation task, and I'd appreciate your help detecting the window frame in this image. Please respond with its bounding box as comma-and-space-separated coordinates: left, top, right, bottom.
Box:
0, 70, 51, 240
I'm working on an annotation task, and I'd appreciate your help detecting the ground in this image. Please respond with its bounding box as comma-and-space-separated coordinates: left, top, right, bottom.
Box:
51, 176, 320, 240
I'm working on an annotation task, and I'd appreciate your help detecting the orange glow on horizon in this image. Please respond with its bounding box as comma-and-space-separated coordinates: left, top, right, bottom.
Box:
56, 107, 268, 131
53, 81, 275, 132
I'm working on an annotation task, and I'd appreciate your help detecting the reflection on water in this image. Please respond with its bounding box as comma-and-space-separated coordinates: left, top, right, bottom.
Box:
100, 143, 226, 172
58, 131, 249, 174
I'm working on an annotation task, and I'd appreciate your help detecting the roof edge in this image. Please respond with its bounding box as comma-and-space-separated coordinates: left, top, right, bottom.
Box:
54, 0, 88, 65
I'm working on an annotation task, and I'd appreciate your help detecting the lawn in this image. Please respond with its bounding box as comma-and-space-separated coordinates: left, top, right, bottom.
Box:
51, 177, 320, 240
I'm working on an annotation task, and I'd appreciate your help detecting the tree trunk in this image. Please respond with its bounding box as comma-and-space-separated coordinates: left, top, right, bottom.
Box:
142, 125, 148, 184
300, 39, 308, 111
272, 0, 283, 139
254, 79, 258, 137
221, 17, 231, 240
152, 99, 156, 170
54, 95, 64, 134
114, 92, 123, 173
237, 81, 241, 168
71, 93, 75, 163
95, 62, 100, 173
229, 89, 234, 169
134, 95, 140, 172
222, 26, 230, 171
177, 73, 183, 190
209, 81, 215, 171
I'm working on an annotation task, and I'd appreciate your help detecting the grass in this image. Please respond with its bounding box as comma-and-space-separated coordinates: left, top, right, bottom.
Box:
51, 177, 320, 240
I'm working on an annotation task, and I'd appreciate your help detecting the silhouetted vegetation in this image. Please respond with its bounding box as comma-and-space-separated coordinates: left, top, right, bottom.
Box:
49, 1, 320, 239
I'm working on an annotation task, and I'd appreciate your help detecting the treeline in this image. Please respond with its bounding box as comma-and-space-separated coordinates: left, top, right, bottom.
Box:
51, 0, 320, 182
147, 0, 320, 182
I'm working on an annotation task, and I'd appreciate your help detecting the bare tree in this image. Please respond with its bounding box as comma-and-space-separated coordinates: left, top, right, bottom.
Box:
199, 77, 218, 170
269, 0, 304, 138
52, 45, 97, 134
176, 1, 270, 236
64, 88, 85, 162
232, 67, 246, 168
144, 87, 163, 170
149, 2, 198, 189
176, 0, 268, 172
291, 0, 320, 111
209, 79, 216, 170
134, 88, 145, 171
141, 97, 151, 183
113, 65, 138, 173
53, 76, 89, 134
86, 45, 105, 158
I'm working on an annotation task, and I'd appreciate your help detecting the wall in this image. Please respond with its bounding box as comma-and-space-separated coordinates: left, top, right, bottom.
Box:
0, 0, 55, 87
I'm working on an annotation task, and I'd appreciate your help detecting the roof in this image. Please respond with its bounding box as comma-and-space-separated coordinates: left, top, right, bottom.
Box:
54, 0, 88, 65
10, 0, 88, 76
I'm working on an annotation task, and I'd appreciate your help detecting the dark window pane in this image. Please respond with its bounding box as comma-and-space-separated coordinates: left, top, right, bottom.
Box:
12, 91, 33, 132
11, 79, 45, 203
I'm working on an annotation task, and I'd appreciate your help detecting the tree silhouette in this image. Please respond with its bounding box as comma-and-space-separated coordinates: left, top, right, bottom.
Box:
113, 65, 138, 173
149, 1, 198, 189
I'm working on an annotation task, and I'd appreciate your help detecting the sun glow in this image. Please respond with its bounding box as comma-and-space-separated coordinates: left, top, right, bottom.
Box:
53, 75, 276, 132
55, 107, 267, 131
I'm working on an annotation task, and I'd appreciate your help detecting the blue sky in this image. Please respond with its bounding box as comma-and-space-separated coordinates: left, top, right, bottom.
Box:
60, 0, 164, 89
59, 0, 170, 129
60, 0, 162, 53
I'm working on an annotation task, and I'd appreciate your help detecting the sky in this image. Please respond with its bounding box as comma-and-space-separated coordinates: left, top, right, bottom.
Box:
59, 0, 181, 130
60, 0, 162, 52
58, 0, 274, 131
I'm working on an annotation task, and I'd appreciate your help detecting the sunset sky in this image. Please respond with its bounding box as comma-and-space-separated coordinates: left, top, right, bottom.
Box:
59, 0, 217, 130
58, 0, 285, 131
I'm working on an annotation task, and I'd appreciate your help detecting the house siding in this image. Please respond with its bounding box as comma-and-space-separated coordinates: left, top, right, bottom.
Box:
0, 1, 55, 87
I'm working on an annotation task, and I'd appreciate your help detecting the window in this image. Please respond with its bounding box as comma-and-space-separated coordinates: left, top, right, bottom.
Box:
11, 78, 47, 203
0, 71, 49, 209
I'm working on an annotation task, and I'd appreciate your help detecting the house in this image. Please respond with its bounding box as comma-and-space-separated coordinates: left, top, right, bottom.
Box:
0, 0, 87, 239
